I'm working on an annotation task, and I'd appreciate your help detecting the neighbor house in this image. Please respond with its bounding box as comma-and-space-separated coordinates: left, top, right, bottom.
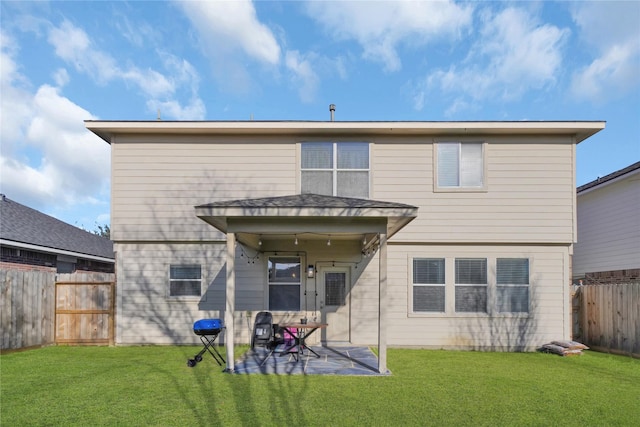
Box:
573, 161, 640, 284
86, 119, 604, 373
0, 194, 114, 274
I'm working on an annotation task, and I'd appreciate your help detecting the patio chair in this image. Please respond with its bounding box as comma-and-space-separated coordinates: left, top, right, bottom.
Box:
250, 311, 284, 364
251, 311, 273, 348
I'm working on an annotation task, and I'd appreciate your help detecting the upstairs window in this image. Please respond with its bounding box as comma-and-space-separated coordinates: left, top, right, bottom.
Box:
437, 142, 484, 189
169, 265, 201, 297
497, 258, 530, 313
301, 142, 369, 198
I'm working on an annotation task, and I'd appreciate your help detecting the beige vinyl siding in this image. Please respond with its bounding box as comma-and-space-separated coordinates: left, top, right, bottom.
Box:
573, 173, 640, 277
109, 131, 579, 349
378, 244, 570, 349
111, 136, 297, 241
115, 242, 225, 344
115, 241, 280, 345
372, 136, 575, 244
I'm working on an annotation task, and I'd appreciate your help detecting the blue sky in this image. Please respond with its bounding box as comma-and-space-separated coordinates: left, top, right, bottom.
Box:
1, 1, 639, 230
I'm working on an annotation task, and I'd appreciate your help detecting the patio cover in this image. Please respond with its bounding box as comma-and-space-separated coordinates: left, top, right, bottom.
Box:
195, 193, 418, 373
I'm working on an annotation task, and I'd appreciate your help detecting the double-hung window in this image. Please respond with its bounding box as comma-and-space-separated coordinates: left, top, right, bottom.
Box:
301, 142, 369, 198
169, 265, 201, 297
412, 258, 446, 312
268, 257, 301, 311
454, 258, 487, 313
496, 258, 529, 313
437, 142, 484, 189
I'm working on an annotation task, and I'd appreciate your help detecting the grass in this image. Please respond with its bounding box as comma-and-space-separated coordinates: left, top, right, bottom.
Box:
1, 346, 639, 426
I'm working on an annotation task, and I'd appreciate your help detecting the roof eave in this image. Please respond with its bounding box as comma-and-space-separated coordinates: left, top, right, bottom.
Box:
85, 120, 606, 144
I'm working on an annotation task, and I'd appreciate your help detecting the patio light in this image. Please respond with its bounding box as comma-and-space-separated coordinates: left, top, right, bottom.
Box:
307, 265, 315, 278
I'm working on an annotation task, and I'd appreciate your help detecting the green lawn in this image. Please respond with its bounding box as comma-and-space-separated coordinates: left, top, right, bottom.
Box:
1, 346, 638, 426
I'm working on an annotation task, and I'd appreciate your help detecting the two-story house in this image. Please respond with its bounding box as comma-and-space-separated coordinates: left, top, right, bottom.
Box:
86, 119, 604, 372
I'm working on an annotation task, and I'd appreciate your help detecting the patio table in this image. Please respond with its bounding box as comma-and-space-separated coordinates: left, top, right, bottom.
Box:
279, 322, 328, 360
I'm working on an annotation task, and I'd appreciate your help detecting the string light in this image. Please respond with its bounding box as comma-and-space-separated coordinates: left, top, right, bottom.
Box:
294, 235, 298, 245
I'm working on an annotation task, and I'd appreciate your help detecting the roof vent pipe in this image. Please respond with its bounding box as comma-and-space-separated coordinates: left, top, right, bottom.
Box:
329, 104, 335, 121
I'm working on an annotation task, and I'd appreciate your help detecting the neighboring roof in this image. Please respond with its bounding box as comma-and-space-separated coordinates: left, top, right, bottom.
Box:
577, 161, 640, 194
195, 193, 418, 240
86, 120, 605, 144
0, 195, 114, 261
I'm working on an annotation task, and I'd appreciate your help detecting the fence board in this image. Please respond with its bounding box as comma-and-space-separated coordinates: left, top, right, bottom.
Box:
576, 283, 640, 356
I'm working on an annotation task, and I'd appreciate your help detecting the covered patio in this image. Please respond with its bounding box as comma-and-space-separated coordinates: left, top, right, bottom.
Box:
195, 194, 417, 374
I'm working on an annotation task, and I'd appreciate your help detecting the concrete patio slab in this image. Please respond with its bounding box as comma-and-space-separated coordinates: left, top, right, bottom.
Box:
233, 345, 388, 376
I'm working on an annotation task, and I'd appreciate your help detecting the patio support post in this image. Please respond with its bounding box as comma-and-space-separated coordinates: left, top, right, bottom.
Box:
378, 231, 388, 374
224, 232, 236, 372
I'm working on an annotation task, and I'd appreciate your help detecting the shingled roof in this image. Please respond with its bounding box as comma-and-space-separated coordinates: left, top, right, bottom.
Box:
0, 195, 114, 260
196, 193, 417, 210
577, 161, 640, 194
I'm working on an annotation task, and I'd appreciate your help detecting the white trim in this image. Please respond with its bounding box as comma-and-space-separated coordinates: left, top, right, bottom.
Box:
0, 239, 114, 264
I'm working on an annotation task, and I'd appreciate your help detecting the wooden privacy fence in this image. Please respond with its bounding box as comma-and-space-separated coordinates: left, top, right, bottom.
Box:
576, 283, 640, 357
1, 270, 114, 351
1, 269, 55, 351
55, 281, 115, 345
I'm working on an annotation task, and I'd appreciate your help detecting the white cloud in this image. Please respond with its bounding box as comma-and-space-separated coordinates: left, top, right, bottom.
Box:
415, 6, 569, 113
177, 0, 281, 65
52, 68, 69, 87
0, 30, 109, 216
285, 50, 320, 103
0, 32, 33, 147
569, 1, 640, 102
0, 84, 110, 211
305, 1, 474, 72
47, 20, 204, 118
147, 98, 206, 121
176, 0, 281, 94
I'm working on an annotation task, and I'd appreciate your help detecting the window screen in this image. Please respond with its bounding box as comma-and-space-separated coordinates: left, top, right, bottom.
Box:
413, 258, 445, 312
455, 258, 487, 313
437, 142, 483, 188
325, 272, 346, 306
169, 265, 201, 297
497, 258, 529, 313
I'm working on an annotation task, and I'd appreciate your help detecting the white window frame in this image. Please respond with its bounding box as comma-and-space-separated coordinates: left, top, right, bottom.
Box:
168, 264, 202, 299
434, 141, 487, 192
267, 256, 301, 312
411, 258, 446, 313
496, 258, 530, 313
300, 142, 370, 198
